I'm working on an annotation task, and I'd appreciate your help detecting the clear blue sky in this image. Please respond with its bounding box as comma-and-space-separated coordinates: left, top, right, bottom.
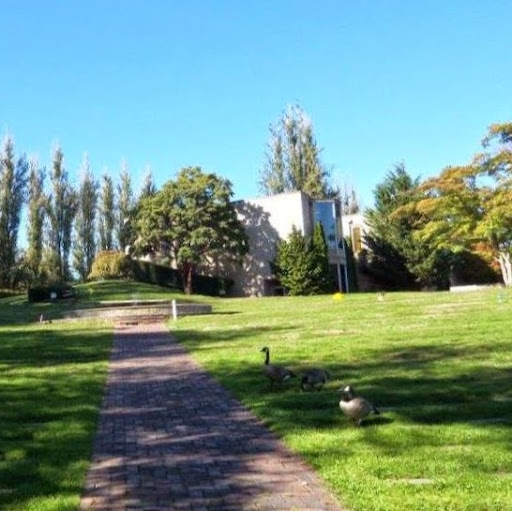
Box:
1, 0, 510, 209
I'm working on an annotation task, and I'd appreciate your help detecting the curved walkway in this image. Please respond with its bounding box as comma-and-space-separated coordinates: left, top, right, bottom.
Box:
80, 322, 344, 511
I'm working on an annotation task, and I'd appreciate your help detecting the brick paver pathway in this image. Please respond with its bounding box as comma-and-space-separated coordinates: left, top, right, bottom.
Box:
80, 322, 345, 511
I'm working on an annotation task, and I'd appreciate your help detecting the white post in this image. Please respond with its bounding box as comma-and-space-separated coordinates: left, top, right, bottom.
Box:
172, 299, 178, 321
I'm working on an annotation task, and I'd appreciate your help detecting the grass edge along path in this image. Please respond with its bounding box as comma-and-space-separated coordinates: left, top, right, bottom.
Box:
169, 289, 512, 511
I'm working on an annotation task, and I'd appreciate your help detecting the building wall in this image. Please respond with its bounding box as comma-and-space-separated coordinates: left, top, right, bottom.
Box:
228, 191, 313, 296
221, 191, 348, 296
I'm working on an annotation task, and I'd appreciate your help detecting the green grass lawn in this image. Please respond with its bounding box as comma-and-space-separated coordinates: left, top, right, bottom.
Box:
2, 282, 511, 510
169, 288, 512, 511
74, 279, 211, 305
0, 318, 112, 511
0, 280, 211, 511
0, 279, 208, 326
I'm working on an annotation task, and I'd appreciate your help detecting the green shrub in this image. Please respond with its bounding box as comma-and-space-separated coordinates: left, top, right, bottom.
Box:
130, 259, 233, 296
88, 251, 134, 280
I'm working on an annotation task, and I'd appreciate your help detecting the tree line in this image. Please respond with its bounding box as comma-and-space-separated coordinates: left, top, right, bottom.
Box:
0, 137, 153, 289
259, 110, 512, 292
3, 110, 509, 294
362, 122, 512, 289
1, 104, 358, 295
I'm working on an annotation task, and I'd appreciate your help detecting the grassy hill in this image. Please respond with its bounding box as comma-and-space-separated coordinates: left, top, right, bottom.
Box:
0, 280, 213, 511
0, 279, 214, 325
170, 287, 512, 511
1, 283, 511, 510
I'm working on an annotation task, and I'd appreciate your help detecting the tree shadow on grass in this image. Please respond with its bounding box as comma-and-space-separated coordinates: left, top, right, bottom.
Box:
169, 327, 512, 433
166, 325, 296, 352
0, 326, 112, 369
0, 326, 112, 511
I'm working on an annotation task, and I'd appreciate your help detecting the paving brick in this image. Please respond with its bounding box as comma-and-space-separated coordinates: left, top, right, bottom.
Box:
80, 322, 344, 511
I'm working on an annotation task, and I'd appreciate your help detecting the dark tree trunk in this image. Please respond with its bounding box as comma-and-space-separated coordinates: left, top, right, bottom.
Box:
180, 262, 194, 295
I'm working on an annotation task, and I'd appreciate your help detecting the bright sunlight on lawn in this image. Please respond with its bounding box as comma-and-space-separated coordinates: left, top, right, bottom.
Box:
170, 288, 512, 511
0, 280, 210, 511
0, 318, 112, 511
1, 282, 511, 511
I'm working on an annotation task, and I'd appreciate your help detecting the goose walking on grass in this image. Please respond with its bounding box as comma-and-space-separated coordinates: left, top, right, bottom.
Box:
338, 385, 380, 426
300, 368, 330, 391
260, 346, 296, 389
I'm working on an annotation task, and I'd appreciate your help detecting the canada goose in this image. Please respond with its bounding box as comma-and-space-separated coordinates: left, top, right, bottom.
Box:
260, 346, 296, 389
338, 385, 380, 426
300, 368, 330, 391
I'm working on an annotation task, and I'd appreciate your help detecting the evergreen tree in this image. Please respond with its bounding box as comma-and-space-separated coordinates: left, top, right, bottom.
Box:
98, 174, 115, 251
116, 162, 135, 253
259, 105, 332, 198
0, 136, 28, 287
46, 145, 77, 283
311, 222, 333, 292
73, 154, 98, 281
26, 158, 46, 281
364, 163, 449, 290
274, 227, 312, 295
273, 225, 332, 295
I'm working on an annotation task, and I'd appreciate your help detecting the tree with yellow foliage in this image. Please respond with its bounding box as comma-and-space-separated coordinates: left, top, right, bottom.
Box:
410, 123, 512, 286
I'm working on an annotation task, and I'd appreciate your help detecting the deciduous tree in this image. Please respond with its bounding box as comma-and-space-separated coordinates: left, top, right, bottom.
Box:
259, 105, 333, 198
135, 166, 248, 294
412, 123, 512, 286
0, 136, 28, 287
139, 166, 157, 200
26, 158, 46, 280
116, 161, 135, 253
73, 155, 98, 281
46, 145, 77, 283
98, 174, 115, 251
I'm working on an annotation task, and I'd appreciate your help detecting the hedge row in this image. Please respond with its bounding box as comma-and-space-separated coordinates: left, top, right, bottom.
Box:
28, 286, 75, 303
88, 251, 232, 296
131, 260, 233, 296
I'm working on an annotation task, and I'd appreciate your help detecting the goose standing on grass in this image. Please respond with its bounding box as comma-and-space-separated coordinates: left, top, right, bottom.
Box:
260, 346, 296, 389
300, 368, 330, 391
338, 385, 380, 426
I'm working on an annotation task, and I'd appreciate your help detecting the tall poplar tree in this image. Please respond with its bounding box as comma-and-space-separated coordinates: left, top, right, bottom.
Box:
0, 136, 28, 287
26, 157, 46, 280
98, 174, 115, 251
116, 162, 135, 253
46, 145, 77, 283
73, 154, 98, 280
139, 166, 157, 200
259, 105, 332, 198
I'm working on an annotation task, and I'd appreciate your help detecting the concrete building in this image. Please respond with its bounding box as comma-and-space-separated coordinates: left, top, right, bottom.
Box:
223, 191, 348, 296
